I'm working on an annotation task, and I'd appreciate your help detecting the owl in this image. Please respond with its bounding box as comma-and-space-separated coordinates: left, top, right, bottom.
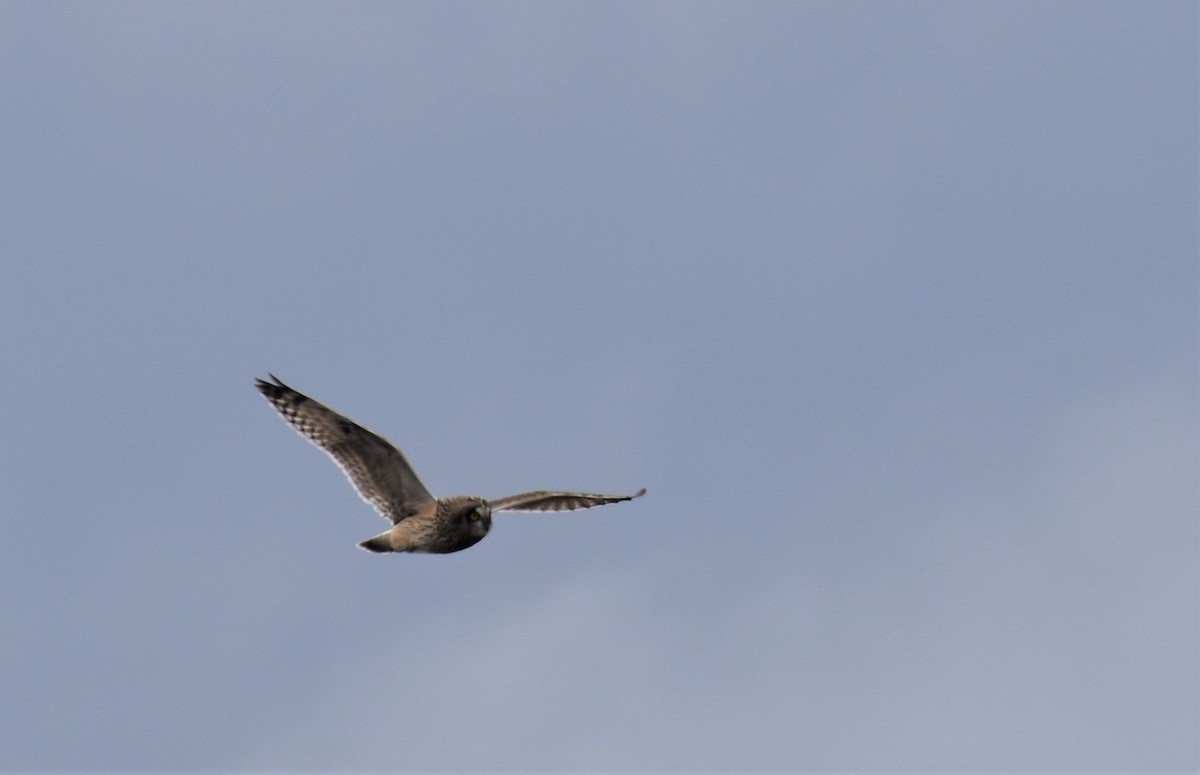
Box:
255, 375, 644, 554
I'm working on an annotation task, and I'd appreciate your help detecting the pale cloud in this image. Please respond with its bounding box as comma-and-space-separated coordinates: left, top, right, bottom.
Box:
236, 354, 1196, 771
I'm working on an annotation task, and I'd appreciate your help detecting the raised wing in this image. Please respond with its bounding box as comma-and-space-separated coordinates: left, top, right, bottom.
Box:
255, 374, 435, 523
488, 488, 645, 513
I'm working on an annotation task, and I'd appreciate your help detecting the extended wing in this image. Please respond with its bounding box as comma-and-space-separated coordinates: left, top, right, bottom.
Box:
255, 374, 435, 523
488, 488, 645, 512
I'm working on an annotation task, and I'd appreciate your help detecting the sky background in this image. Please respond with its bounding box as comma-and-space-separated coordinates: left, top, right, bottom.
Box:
1, 2, 1196, 771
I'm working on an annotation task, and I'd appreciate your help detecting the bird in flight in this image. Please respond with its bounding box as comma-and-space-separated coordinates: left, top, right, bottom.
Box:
255, 375, 645, 554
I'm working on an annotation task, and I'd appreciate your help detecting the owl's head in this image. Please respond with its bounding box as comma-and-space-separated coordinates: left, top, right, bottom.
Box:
459, 499, 492, 539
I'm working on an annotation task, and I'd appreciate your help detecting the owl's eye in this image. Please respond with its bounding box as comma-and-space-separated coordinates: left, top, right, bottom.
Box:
468, 512, 480, 522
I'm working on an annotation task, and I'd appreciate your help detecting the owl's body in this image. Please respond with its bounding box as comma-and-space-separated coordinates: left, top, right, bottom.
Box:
254, 375, 643, 554
358, 495, 491, 554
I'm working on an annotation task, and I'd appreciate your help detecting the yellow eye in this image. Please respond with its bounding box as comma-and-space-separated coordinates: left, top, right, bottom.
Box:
468, 512, 480, 522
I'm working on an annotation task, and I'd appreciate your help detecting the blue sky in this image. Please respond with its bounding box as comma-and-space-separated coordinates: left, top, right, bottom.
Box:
1, 2, 1195, 771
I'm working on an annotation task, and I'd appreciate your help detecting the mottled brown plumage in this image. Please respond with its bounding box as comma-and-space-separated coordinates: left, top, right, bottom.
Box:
255, 375, 644, 554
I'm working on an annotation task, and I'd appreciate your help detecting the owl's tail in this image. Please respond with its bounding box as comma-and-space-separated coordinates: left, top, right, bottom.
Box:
357, 532, 393, 553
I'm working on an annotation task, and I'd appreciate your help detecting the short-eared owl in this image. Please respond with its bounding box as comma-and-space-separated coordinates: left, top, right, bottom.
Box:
255, 375, 644, 554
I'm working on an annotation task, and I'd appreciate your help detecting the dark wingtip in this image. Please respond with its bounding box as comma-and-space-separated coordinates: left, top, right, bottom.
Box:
631, 487, 646, 499
255, 374, 291, 398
